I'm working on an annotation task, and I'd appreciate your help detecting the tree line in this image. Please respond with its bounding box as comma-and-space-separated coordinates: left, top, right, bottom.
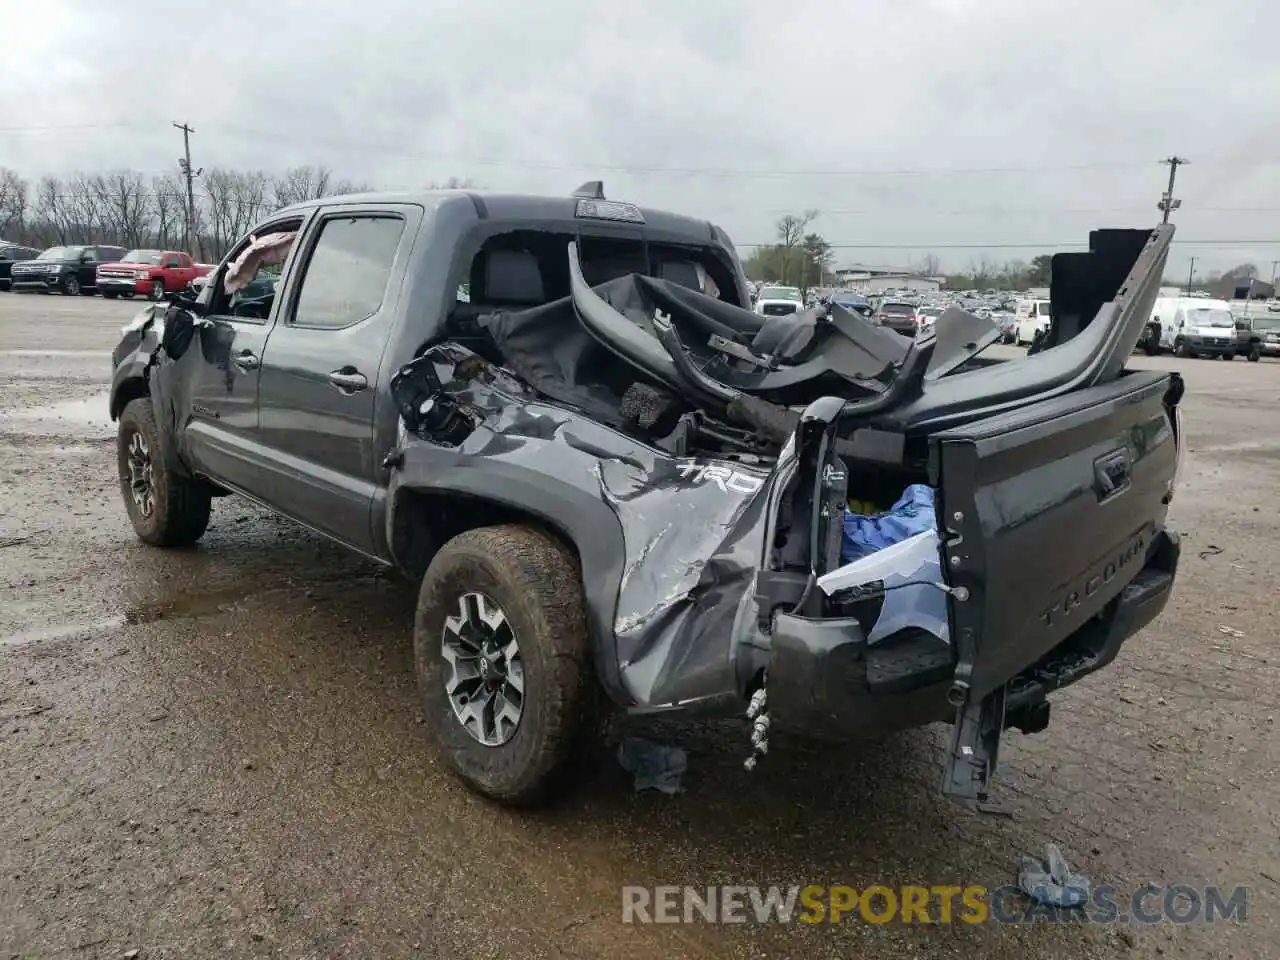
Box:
0, 166, 475, 262
742, 211, 1060, 293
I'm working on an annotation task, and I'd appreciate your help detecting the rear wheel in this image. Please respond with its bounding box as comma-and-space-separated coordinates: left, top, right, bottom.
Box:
1248, 345, 1261, 362
117, 398, 212, 547
414, 524, 591, 806
102, 291, 118, 300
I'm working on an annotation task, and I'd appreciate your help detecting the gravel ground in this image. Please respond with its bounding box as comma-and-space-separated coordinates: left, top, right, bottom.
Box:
1, 292, 1276, 959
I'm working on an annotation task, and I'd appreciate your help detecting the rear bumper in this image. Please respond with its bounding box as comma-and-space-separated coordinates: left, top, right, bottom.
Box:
766, 527, 1180, 738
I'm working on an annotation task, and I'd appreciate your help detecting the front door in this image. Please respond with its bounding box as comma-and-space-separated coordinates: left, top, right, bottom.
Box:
254, 206, 416, 555
182, 216, 309, 491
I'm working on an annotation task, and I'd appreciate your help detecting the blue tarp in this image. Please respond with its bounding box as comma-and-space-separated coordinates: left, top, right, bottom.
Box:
841, 483, 937, 564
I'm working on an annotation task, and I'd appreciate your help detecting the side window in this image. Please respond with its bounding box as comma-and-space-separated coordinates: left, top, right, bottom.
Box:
212, 223, 302, 320
290, 215, 405, 330
82, 247, 97, 262
164, 253, 180, 268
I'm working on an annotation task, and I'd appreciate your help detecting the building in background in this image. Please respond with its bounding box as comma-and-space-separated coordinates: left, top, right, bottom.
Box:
832, 263, 942, 293
1210, 276, 1275, 301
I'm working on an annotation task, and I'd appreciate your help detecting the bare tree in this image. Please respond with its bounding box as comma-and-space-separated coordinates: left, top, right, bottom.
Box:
914, 253, 941, 276
151, 174, 184, 249
92, 171, 151, 248
202, 168, 274, 259
774, 209, 819, 286
35, 176, 75, 244
271, 165, 333, 208
968, 255, 997, 289
0, 168, 28, 240
427, 177, 477, 189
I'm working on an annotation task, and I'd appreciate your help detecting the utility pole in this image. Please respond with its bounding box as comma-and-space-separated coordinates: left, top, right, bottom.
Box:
1158, 156, 1189, 224
1270, 259, 1278, 289
1185, 256, 1196, 294
173, 122, 202, 257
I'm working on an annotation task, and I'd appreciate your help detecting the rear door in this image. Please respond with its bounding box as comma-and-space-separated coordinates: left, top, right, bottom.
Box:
254, 204, 419, 555
932, 369, 1178, 700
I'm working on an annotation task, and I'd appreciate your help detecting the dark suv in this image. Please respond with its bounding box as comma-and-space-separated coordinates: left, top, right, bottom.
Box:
10, 244, 127, 296
0, 244, 40, 291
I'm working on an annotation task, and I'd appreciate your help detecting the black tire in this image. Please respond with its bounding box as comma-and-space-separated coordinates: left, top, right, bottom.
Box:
117, 398, 212, 547
1248, 346, 1261, 362
1223, 352, 1235, 362
63, 275, 80, 296
79, 286, 95, 296
414, 524, 591, 806
149, 280, 166, 301
1175, 338, 1191, 359
101, 290, 118, 299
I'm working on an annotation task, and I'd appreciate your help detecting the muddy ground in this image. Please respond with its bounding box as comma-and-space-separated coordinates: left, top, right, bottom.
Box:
0, 292, 1276, 959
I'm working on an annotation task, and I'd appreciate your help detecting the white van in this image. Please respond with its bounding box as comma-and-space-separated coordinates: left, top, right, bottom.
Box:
1014, 299, 1052, 345
1149, 297, 1239, 358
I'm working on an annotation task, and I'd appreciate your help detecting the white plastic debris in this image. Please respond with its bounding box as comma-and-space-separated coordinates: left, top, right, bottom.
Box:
1018, 843, 1091, 908
817, 529, 953, 646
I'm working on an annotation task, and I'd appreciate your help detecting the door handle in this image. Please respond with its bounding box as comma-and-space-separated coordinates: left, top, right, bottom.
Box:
328, 367, 368, 394
233, 350, 260, 371
1093, 449, 1131, 501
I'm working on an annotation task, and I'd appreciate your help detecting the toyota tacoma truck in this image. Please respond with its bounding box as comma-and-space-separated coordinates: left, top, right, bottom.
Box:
97, 249, 211, 301
109, 184, 1183, 806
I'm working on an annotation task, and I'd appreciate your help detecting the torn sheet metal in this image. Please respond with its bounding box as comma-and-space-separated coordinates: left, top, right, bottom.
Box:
389, 347, 775, 712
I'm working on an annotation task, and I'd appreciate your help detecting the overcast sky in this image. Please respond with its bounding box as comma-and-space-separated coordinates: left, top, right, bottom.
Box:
3, 0, 1278, 278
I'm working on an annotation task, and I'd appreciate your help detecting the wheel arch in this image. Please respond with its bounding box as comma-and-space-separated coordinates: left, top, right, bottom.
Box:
388, 469, 631, 707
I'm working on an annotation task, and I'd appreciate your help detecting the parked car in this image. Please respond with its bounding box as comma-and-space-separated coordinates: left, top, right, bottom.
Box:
1147, 296, 1239, 359
10, 244, 127, 296
96, 249, 212, 301
0, 244, 40, 291
109, 190, 1182, 807
991, 309, 1017, 344
914, 305, 944, 335
1014, 298, 1053, 345
753, 285, 804, 316
1247, 315, 1280, 359
873, 300, 920, 337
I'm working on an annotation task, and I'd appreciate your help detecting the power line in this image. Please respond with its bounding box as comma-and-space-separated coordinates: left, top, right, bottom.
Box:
5, 121, 1279, 178
735, 239, 1280, 249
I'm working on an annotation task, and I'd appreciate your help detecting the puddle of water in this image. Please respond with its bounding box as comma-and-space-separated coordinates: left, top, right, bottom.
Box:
0, 350, 107, 358
1, 615, 127, 649
12, 393, 113, 430
2, 588, 257, 650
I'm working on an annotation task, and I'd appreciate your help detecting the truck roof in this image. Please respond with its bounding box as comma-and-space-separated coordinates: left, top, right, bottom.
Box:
273, 190, 726, 245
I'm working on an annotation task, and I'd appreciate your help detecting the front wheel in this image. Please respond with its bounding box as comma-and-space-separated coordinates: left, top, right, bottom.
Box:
1223, 352, 1236, 362
117, 398, 212, 547
101, 291, 118, 300
1175, 338, 1192, 358
414, 525, 591, 806
63, 275, 80, 296
149, 280, 166, 301
1248, 346, 1261, 362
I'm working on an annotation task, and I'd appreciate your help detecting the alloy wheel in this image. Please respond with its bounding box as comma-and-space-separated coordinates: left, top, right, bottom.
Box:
441, 591, 525, 747
125, 430, 155, 518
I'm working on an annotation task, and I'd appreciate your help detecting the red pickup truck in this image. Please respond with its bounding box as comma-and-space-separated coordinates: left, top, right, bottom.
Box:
97, 249, 212, 301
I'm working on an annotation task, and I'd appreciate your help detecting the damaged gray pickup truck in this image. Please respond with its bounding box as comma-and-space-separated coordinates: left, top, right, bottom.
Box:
109, 184, 1184, 806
